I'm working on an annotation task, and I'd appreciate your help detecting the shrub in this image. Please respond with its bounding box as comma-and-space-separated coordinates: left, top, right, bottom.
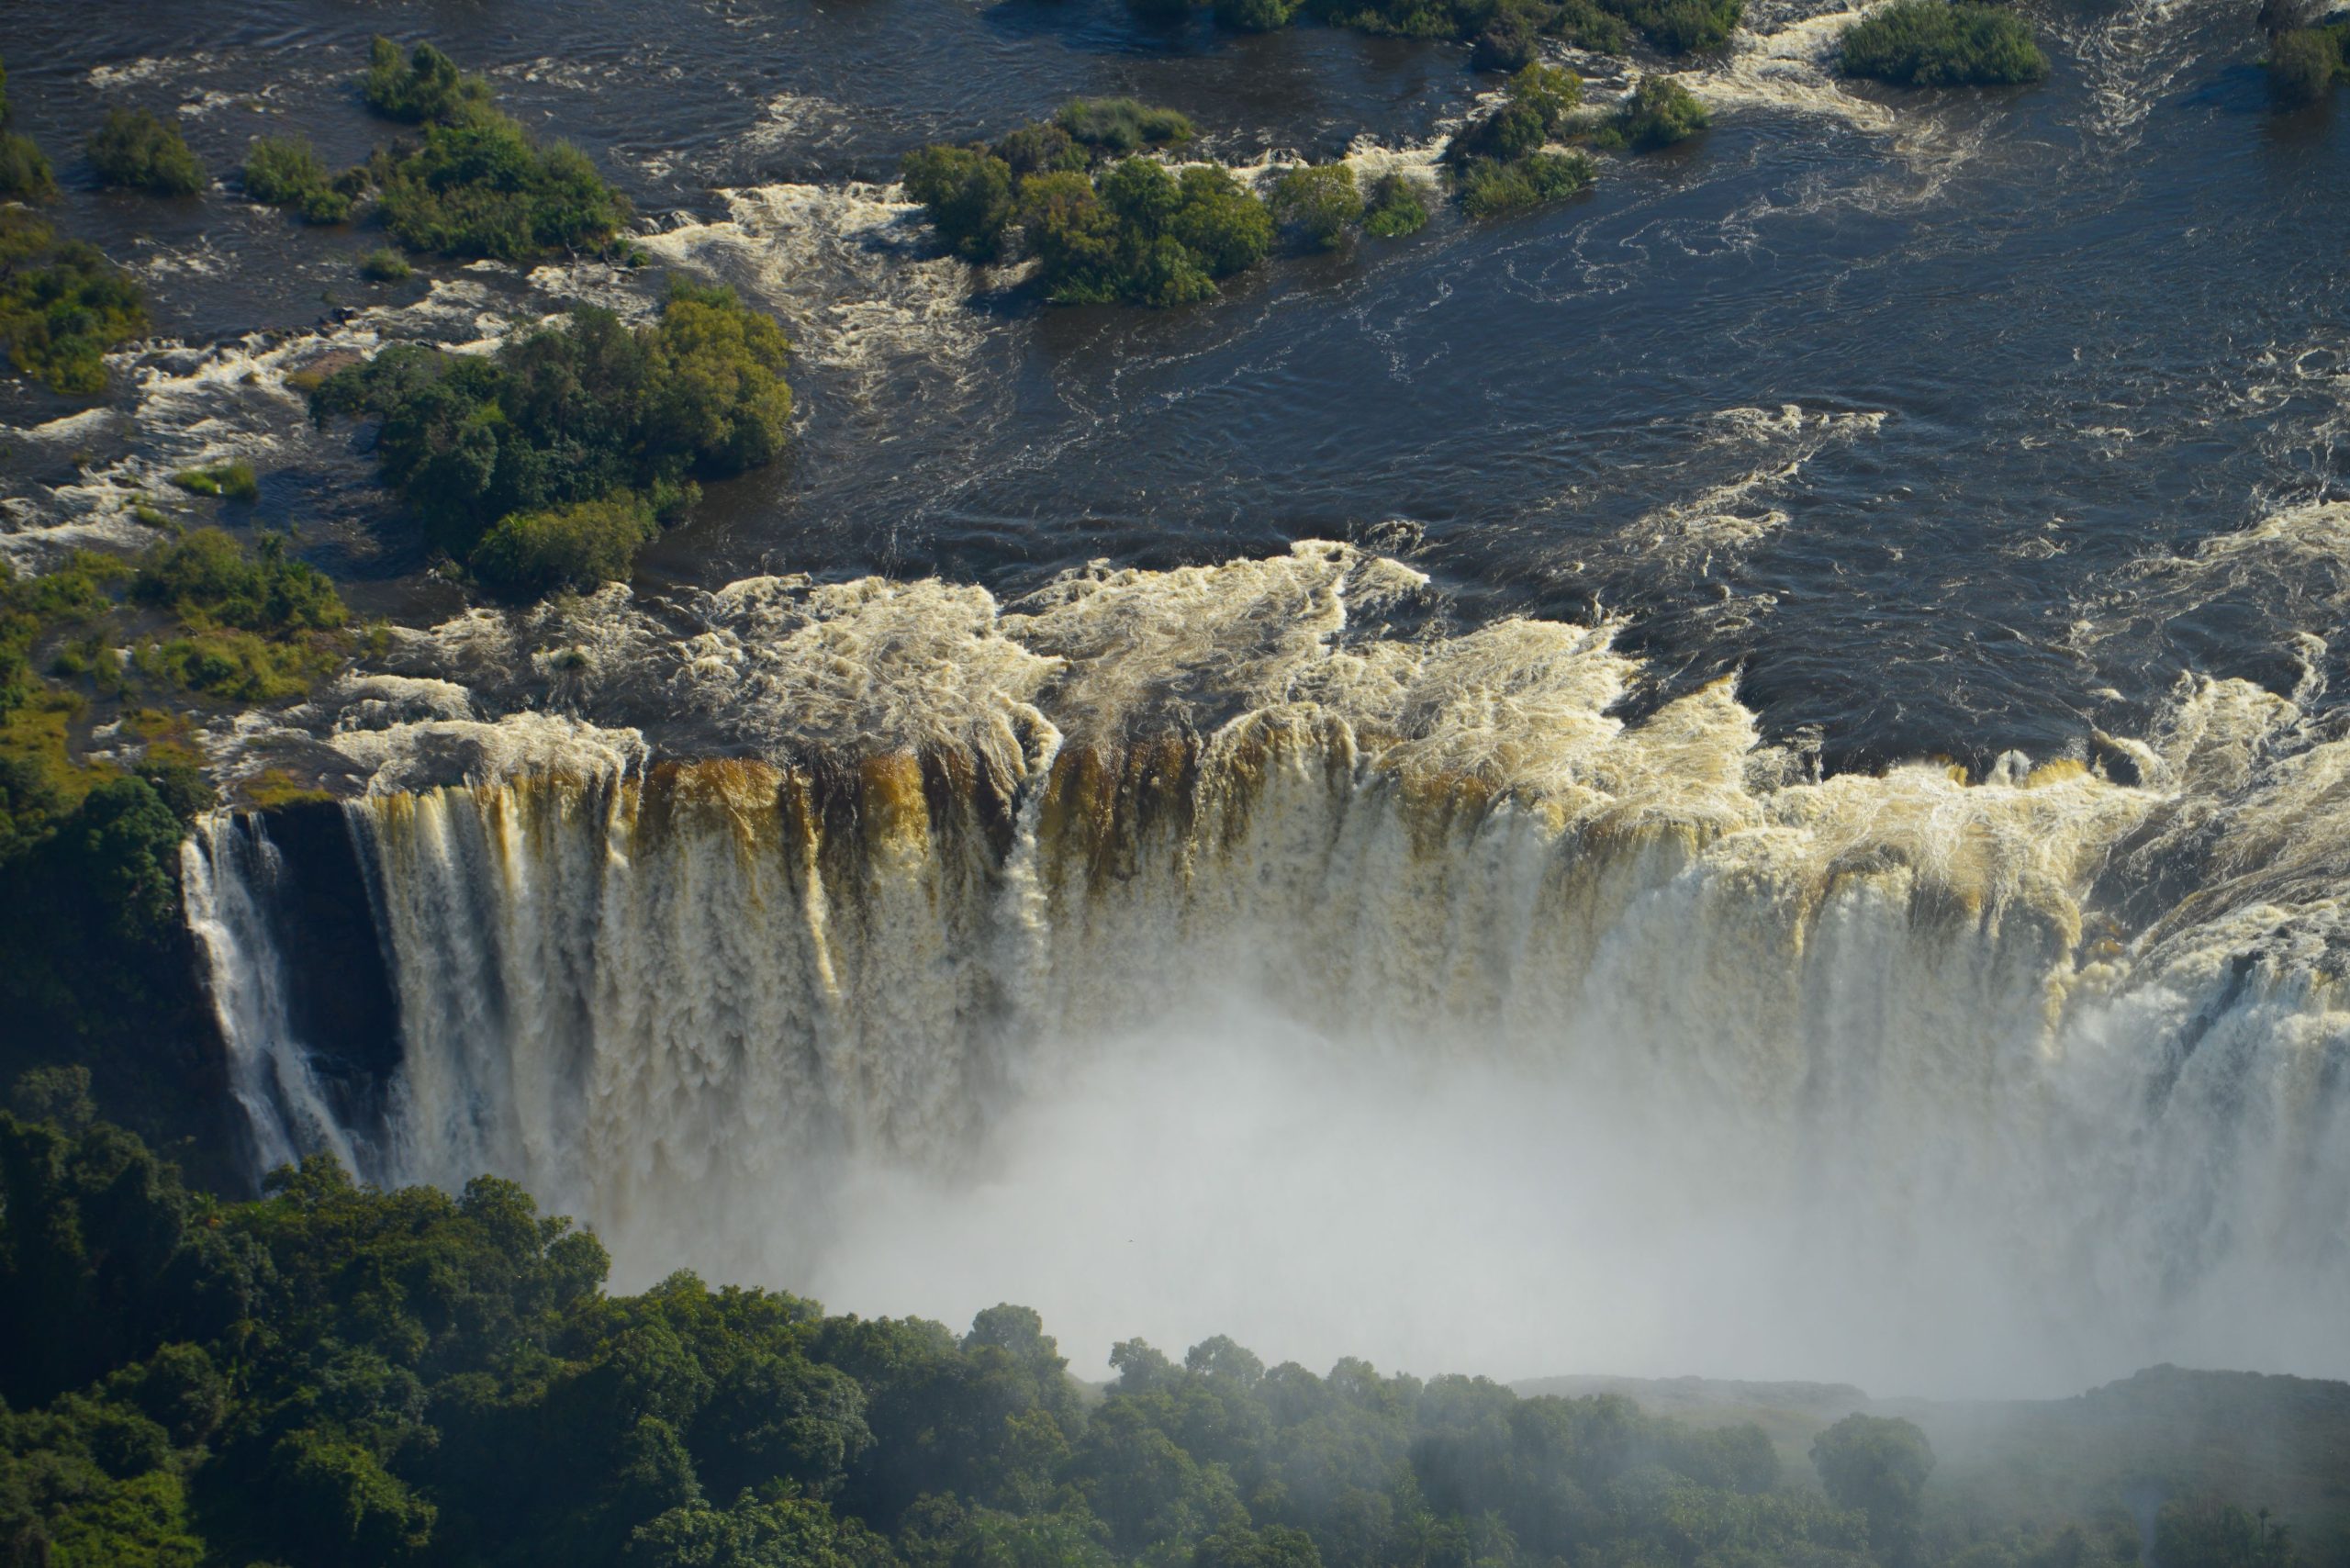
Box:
2268, 26, 2345, 105
0, 210, 148, 395
1447, 63, 1583, 165
1270, 163, 1365, 250
1838, 0, 2050, 85
1215, 0, 1304, 28
901, 144, 1018, 262
1632, 0, 1743, 51
241, 135, 352, 223
87, 108, 206, 197
361, 36, 495, 125
1459, 150, 1594, 217
991, 121, 1088, 177
1057, 97, 1196, 153
0, 133, 55, 201
373, 113, 633, 263
1472, 9, 1542, 69
1608, 73, 1710, 149
470, 494, 657, 599
131, 528, 346, 633
1361, 172, 1431, 237
360, 246, 413, 282
167, 462, 260, 503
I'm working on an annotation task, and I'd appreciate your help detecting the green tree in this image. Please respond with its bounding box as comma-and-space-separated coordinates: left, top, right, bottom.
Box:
87, 108, 205, 196
1811, 1414, 1935, 1564
1270, 164, 1366, 250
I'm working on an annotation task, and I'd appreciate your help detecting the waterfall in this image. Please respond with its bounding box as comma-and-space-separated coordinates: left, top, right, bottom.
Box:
181, 813, 363, 1176
179, 543, 2350, 1392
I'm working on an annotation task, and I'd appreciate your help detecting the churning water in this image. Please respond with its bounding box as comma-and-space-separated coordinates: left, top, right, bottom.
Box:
5, 0, 2345, 1392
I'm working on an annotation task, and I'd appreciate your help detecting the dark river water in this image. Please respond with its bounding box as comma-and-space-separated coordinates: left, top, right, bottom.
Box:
3, 0, 2345, 767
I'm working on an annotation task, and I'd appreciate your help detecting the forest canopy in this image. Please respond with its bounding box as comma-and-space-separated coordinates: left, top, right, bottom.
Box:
0, 1094, 2321, 1568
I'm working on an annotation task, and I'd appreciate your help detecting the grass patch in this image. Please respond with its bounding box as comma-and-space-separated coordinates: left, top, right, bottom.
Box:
359, 246, 413, 282
167, 462, 259, 503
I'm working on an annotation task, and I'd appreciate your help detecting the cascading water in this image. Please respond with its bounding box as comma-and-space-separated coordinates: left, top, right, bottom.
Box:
185, 543, 2350, 1394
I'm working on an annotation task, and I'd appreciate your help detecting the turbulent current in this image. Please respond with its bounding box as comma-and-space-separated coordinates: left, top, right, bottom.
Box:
185, 543, 2350, 1396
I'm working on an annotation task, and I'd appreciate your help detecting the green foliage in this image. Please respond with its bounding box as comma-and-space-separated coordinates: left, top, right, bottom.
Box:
1814, 1413, 1936, 1562
472, 494, 658, 599
361, 36, 496, 126
1597, 73, 1711, 150
1360, 173, 1431, 238
86, 107, 206, 197
1448, 65, 1595, 218
0, 1103, 2328, 1568
361, 245, 414, 282
167, 460, 259, 502
1214, 0, 1305, 29
902, 144, 1019, 262
130, 527, 346, 635
372, 112, 635, 263
1839, 0, 2050, 85
1303, 0, 1728, 56
242, 134, 353, 224
2266, 25, 2347, 106
2153, 1496, 2296, 1568
0, 59, 59, 204
1448, 63, 1583, 165
0, 208, 149, 396
312, 281, 790, 599
1270, 164, 1365, 251
1015, 159, 1272, 307
1057, 97, 1197, 154
0, 131, 57, 202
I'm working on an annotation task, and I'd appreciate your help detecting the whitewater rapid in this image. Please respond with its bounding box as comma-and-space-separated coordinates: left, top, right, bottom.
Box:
188, 542, 2350, 1393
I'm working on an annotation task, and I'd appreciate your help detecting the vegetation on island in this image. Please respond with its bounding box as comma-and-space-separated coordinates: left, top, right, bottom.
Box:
1444, 64, 1598, 218
0, 208, 149, 396
2261, 0, 2350, 106
362, 37, 498, 127
241, 134, 358, 225
360, 245, 414, 282
1836, 0, 2050, 86
0, 1088, 2326, 1568
310, 279, 792, 598
228, 38, 633, 263
0, 54, 61, 202
903, 100, 1279, 306
1130, 0, 1746, 63
87, 106, 207, 197
1589, 73, 1711, 150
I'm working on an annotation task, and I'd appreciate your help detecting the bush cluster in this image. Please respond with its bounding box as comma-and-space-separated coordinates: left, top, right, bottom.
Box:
236, 38, 633, 261
1587, 73, 1711, 151
903, 102, 1277, 306
0, 54, 60, 202
1838, 0, 2050, 85
1268, 162, 1435, 249
360, 37, 498, 126
86, 106, 206, 197
241, 134, 357, 224
368, 113, 635, 263
2267, 23, 2349, 105
1446, 64, 1598, 218
311, 279, 792, 598
0, 208, 149, 396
